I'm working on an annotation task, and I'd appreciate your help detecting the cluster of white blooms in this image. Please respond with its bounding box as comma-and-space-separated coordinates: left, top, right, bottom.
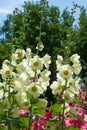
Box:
0, 48, 51, 114
50, 54, 82, 103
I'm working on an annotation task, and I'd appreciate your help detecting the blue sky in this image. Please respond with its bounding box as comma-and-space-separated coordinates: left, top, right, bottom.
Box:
0, 0, 87, 26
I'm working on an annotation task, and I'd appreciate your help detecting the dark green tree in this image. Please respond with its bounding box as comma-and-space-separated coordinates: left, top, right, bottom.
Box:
77, 8, 87, 80
0, 0, 87, 82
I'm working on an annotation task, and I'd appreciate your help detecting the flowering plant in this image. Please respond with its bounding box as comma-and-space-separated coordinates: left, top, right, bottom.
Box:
0, 44, 86, 130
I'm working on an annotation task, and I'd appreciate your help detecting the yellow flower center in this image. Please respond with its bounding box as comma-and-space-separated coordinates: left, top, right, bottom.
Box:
57, 85, 62, 89
5, 70, 10, 75
64, 93, 70, 101
33, 61, 39, 67
63, 70, 69, 75
17, 52, 22, 57
32, 86, 38, 92
24, 101, 29, 106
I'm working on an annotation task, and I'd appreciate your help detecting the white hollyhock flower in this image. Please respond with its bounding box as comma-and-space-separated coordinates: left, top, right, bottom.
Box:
14, 93, 23, 102
67, 77, 76, 88
20, 99, 31, 109
59, 64, 72, 79
56, 55, 63, 62
72, 63, 82, 75
26, 48, 32, 61
0, 82, 3, 88
17, 59, 35, 77
28, 82, 43, 98
0, 90, 4, 99
63, 90, 74, 103
74, 76, 81, 86
15, 49, 25, 60
56, 74, 66, 85
40, 69, 51, 77
70, 54, 80, 64
27, 68, 35, 78
50, 81, 63, 95
68, 77, 80, 94
2, 98, 10, 111
56, 55, 63, 70
11, 49, 25, 63
69, 86, 79, 94
15, 91, 27, 103
12, 80, 22, 91
18, 72, 30, 85
38, 69, 51, 91
39, 76, 50, 91
38, 99, 48, 107
11, 53, 18, 61
67, 76, 80, 88
16, 61, 27, 73
1, 66, 12, 79
43, 54, 51, 68
36, 43, 44, 51
2, 59, 10, 67
10, 107, 20, 118
30, 55, 43, 70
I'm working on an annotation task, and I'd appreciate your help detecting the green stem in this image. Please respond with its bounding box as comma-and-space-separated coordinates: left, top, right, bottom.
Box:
61, 100, 65, 130
28, 102, 32, 130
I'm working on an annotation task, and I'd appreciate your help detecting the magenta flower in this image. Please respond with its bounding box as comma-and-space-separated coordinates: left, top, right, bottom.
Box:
76, 107, 85, 118
84, 115, 87, 122
19, 108, 29, 117
31, 111, 52, 130
73, 119, 82, 128
64, 117, 74, 128
80, 122, 87, 130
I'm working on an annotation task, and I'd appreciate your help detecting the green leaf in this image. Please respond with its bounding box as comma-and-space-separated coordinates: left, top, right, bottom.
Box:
51, 104, 62, 116
68, 126, 79, 130
19, 117, 29, 127
74, 98, 80, 105
32, 102, 45, 116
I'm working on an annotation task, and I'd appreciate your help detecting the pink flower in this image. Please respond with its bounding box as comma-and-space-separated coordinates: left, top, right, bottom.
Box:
64, 118, 83, 129
32, 119, 45, 130
84, 115, 87, 122
76, 107, 85, 118
84, 96, 87, 101
73, 119, 82, 128
19, 108, 29, 117
32, 122, 38, 130
80, 122, 87, 130
44, 111, 52, 120
31, 111, 52, 130
64, 117, 74, 128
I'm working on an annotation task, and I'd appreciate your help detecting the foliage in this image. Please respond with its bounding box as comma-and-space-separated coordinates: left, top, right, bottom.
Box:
0, 44, 11, 68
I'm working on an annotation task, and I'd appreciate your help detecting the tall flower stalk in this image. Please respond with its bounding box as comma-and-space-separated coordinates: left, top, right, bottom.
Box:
61, 100, 65, 130
0, 42, 82, 129
28, 105, 32, 130
50, 54, 82, 130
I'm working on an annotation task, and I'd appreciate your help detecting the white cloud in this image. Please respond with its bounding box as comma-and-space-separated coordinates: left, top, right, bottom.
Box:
0, 0, 28, 14
0, 9, 11, 14
0, 0, 38, 15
